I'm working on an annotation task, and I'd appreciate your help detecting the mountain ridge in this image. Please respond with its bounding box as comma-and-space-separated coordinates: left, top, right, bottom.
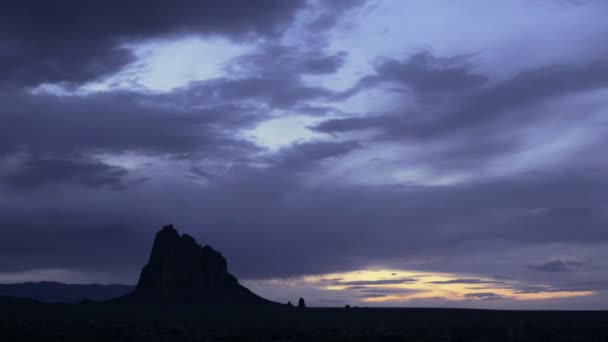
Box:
120, 224, 277, 306
0, 282, 133, 303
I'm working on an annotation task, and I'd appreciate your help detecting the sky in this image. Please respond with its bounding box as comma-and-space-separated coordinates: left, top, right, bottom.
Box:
1, 0, 608, 309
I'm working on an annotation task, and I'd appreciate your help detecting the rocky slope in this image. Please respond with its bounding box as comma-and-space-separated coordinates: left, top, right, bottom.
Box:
123, 225, 274, 306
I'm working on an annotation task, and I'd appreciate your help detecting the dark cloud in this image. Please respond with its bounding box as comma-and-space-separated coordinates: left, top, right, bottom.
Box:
356, 287, 422, 295
299, 53, 347, 74
3, 157, 129, 190
512, 285, 559, 294
527, 259, 583, 272
444, 59, 608, 133
332, 278, 417, 286
0, 0, 307, 87
514, 280, 608, 294
558, 281, 608, 292
0, 212, 151, 277
190, 43, 348, 114
336, 51, 488, 99
227, 43, 347, 77
307, 0, 367, 31
270, 141, 362, 169
1, 0, 607, 311
429, 279, 503, 285
0, 89, 264, 157
320, 277, 344, 282
313, 115, 388, 134
182, 77, 333, 109
313, 54, 608, 176
464, 292, 506, 301
321, 57, 608, 136
1, 148, 607, 285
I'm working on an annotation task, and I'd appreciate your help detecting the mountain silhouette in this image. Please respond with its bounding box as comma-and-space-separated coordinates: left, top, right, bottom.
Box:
0, 282, 133, 303
122, 224, 275, 306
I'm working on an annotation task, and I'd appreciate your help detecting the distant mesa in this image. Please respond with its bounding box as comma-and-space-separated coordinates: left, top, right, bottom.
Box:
0, 295, 41, 305
0, 282, 133, 303
122, 224, 276, 306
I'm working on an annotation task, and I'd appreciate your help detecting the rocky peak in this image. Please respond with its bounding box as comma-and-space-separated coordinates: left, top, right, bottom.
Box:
125, 224, 272, 305
298, 297, 306, 309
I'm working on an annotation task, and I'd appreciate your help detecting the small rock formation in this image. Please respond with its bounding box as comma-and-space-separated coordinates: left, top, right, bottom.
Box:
297, 297, 306, 309
345, 304, 351, 309
286, 301, 294, 308
124, 224, 274, 306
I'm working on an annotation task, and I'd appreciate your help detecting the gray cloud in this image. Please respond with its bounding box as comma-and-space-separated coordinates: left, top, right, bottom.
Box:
3, 157, 129, 190
333, 278, 417, 286
182, 77, 333, 110
464, 292, 506, 301
356, 287, 423, 295
337, 51, 488, 99
527, 259, 584, 273
306, 0, 367, 31
314, 54, 608, 177
1, 0, 607, 310
0, 89, 264, 157
2, 158, 606, 284
321, 57, 608, 138
357, 293, 387, 298
512, 285, 560, 294
227, 43, 347, 78
429, 279, 503, 285
269, 141, 363, 170
0, 0, 308, 88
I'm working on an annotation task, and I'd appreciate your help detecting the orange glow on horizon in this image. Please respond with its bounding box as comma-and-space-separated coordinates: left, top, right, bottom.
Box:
301, 268, 594, 304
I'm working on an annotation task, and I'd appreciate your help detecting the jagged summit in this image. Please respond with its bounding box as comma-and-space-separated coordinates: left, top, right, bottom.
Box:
123, 224, 273, 306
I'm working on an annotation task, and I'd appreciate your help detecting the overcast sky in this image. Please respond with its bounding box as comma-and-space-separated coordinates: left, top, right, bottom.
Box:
1, 0, 608, 309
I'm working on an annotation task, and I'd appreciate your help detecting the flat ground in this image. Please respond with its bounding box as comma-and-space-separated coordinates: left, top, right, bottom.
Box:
1, 303, 608, 341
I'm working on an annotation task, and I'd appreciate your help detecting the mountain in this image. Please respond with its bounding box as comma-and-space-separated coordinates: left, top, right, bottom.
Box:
0, 295, 41, 305
122, 224, 275, 306
0, 282, 133, 303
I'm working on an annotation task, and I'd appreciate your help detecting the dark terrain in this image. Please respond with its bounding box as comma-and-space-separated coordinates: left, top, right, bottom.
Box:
0, 282, 133, 303
2, 225, 607, 341
1, 302, 608, 341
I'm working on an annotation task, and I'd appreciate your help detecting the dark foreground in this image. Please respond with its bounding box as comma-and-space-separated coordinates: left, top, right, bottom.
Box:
2, 303, 608, 341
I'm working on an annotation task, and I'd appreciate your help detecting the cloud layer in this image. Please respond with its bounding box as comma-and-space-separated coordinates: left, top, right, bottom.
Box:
1, 0, 607, 309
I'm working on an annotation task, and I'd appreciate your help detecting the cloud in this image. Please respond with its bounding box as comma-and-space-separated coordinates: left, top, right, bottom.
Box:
464, 292, 506, 301
512, 285, 559, 294
332, 278, 417, 286
0, 89, 264, 157
527, 259, 584, 272
313, 53, 608, 177
0, 0, 308, 87
269, 141, 363, 170
357, 293, 387, 298
2, 156, 606, 284
429, 279, 503, 285
320, 56, 608, 138
336, 51, 488, 99
306, 0, 367, 31
227, 43, 347, 77
3, 156, 130, 190
355, 287, 423, 295
182, 77, 333, 109
536, 206, 598, 217
0, 0, 608, 310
